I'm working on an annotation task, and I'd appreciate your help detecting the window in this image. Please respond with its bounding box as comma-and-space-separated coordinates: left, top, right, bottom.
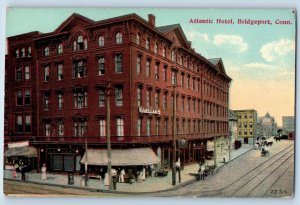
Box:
21, 48, 25, 57
193, 99, 196, 113
45, 122, 50, 136
154, 42, 158, 54
146, 60, 150, 77
162, 47, 166, 57
249, 113, 253, 118
244, 122, 247, 128
73, 60, 87, 78
17, 90, 23, 106
137, 87, 141, 106
238, 122, 242, 128
171, 70, 177, 85
74, 90, 87, 109
137, 118, 142, 136
244, 113, 247, 119
136, 56, 141, 74
25, 66, 30, 80
156, 118, 160, 135
249, 129, 253, 135
44, 65, 50, 82
188, 98, 190, 112
136, 33, 141, 45
115, 86, 123, 106
163, 93, 167, 110
171, 50, 175, 61
115, 54, 123, 73
77, 35, 84, 50
249, 122, 253, 128
192, 78, 195, 90
238, 129, 242, 135
244, 129, 248, 135
146, 38, 150, 50
98, 88, 105, 107
99, 119, 106, 137
74, 121, 87, 137
146, 90, 151, 107
57, 43, 63, 54
43, 92, 49, 110
116, 32, 122, 44
155, 63, 159, 80
73, 41, 77, 51
164, 119, 168, 135
238, 114, 242, 119
16, 115, 23, 132
146, 118, 151, 136
116, 118, 124, 136
58, 93, 63, 109
181, 74, 184, 87
25, 115, 31, 132
57, 64, 63, 80
98, 35, 104, 47
44, 47, 49, 56
163, 66, 167, 81
181, 97, 185, 112
24, 89, 31, 105
58, 120, 64, 136
98, 57, 105, 75
84, 39, 88, 50
16, 49, 19, 58
154, 91, 159, 108
187, 76, 190, 89
16, 66, 22, 81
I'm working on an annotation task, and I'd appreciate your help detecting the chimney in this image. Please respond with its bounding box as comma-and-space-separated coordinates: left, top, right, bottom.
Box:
148, 14, 156, 27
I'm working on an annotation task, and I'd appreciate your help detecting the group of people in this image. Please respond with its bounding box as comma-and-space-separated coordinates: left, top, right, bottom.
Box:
11, 159, 33, 181
197, 162, 206, 181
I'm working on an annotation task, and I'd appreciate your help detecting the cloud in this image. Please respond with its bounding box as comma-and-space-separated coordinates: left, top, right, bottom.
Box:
260, 39, 295, 62
186, 31, 210, 42
213, 34, 248, 53
244, 62, 272, 69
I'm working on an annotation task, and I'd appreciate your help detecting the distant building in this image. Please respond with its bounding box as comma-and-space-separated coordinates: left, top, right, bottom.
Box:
234, 109, 258, 144
228, 109, 238, 149
259, 112, 277, 137
282, 116, 295, 134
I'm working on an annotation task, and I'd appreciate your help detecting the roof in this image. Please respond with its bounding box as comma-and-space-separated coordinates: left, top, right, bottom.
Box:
80, 147, 159, 166
156, 24, 180, 33
229, 109, 238, 121
208, 58, 221, 66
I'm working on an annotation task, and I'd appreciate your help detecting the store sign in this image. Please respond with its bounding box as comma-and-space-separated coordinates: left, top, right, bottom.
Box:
138, 106, 161, 115
8, 141, 29, 148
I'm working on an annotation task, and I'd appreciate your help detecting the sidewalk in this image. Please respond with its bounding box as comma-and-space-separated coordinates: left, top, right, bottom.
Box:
4, 163, 199, 193
230, 143, 253, 161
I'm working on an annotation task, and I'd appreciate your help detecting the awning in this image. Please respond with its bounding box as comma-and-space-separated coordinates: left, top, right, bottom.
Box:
4, 146, 37, 157
80, 147, 160, 166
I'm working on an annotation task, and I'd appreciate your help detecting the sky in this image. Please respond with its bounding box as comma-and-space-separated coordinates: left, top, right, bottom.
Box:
6, 8, 296, 126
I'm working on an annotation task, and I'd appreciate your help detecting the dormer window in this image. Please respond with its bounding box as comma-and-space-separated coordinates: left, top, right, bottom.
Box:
116, 32, 123, 44
98, 35, 104, 47
57, 43, 63, 54
44, 47, 49, 56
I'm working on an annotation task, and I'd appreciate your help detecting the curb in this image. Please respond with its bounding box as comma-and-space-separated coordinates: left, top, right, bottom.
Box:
4, 176, 197, 195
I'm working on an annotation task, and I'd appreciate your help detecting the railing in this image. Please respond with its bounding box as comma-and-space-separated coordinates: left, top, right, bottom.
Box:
4, 132, 229, 145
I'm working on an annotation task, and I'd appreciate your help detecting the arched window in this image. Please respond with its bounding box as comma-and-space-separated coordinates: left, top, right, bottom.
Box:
98, 35, 104, 47
73, 41, 77, 51
57, 43, 63, 54
162, 47, 166, 57
21, 48, 25, 57
16, 49, 19, 58
136, 33, 141, 45
146, 38, 150, 50
44, 47, 49, 56
116, 32, 123, 44
154, 42, 158, 54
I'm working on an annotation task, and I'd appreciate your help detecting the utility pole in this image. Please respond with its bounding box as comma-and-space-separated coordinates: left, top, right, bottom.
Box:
84, 127, 88, 186
172, 84, 177, 186
106, 83, 113, 191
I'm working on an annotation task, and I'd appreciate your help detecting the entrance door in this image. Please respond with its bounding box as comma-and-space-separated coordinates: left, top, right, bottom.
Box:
244, 137, 248, 144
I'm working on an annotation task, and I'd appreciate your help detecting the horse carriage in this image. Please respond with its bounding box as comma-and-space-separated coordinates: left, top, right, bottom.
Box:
261, 148, 270, 156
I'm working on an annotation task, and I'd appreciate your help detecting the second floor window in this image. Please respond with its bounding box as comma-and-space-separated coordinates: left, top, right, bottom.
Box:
99, 119, 106, 137
98, 57, 105, 75
116, 118, 124, 136
115, 54, 123, 73
115, 86, 123, 106
74, 90, 87, 109
73, 61, 87, 78
74, 121, 87, 137
16, 115, 23, 132
137, 118, 142, 136
45, 122, 50, 136
58, 120, 64, 136
163, 66, 167, 81
154, 92, 159, 108
25, 115, 31, 132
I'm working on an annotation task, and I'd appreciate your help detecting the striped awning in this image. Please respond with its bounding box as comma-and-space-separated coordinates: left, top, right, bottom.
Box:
80, 147, 159, 166
5, 146, 37, 157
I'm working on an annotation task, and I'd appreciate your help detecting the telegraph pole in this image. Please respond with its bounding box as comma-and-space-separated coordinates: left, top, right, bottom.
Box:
172, 85, 177, 186
84, 127, 88, 186
106, 83, 113, 191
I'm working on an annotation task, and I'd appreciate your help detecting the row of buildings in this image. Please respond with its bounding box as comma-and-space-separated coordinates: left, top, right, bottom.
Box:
4, 13, 231, 173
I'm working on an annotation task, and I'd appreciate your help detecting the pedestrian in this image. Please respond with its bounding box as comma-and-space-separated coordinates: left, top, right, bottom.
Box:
41, 164, 47, 180
12, 162, 18, 178
223, 154, 226, 163
200, 164, 205, 180
119, 169, 125, 183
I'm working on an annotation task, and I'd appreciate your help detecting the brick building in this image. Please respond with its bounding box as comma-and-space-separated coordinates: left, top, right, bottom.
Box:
5, 13, 231, 172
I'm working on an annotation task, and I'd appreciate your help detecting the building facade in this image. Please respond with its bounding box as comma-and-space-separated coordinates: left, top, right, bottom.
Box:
5, 13, 231, 172
234, 110, 258, 144
259, 112, 277, 137
228, 109, 238, 151
282, 116, 295, 134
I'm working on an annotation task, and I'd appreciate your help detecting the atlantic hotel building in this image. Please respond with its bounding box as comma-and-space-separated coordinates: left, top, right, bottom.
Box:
5, 13, 231, 172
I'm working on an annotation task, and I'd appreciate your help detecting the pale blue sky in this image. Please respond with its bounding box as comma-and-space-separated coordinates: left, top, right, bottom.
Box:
6, 8, 296, 125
